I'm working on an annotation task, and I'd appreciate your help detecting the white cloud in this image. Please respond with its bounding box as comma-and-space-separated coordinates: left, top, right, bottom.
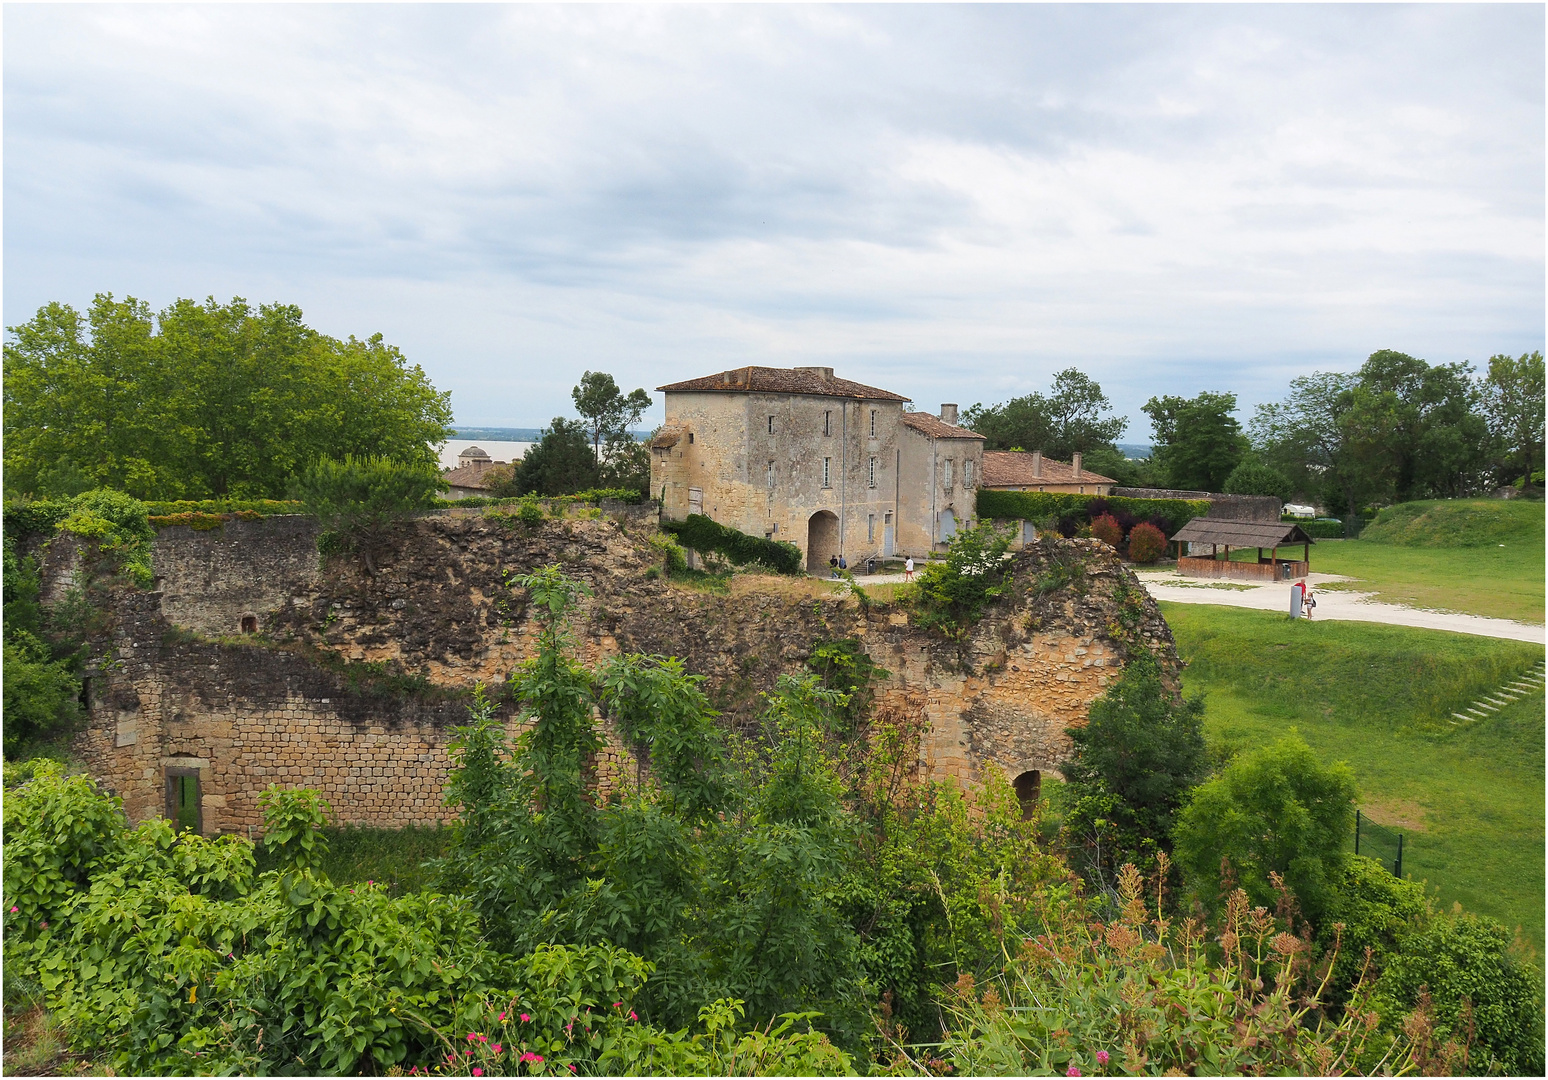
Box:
4, 3, 1541, 434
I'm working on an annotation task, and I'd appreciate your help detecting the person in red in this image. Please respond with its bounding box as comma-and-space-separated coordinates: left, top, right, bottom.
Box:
1290, 579, 1305, 619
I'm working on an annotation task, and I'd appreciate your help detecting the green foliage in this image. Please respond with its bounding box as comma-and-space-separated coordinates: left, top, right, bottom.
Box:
289, 454, 443, 574
1359, 497, 1544, 548
662, 513, 803, 574
1144, 391, 1249, 491
909, 519, 1014, 637
144, 497, 304, 516
602, 998, 855, 1075
54, 488, 155, 587
1173, 734, 1357, 928
512, 416, 604, 496
975, 488, 1210, 534
1224, 458, 1293, 500
1127, 521, 1167, 563
257, 786, 333, 873
3, 294, 453, 500
1481, 350, 1544, 487
2, 762, 125, 941
961, 368, 1128, 459
1373, 910, 1544, 1075
806, 639, 888, 735
1296, 517, 1358, 538
2, 631, 83, 757
1319, 855, 1428, 1003
1060, 652, 1206, 881
435, 487, 648, 510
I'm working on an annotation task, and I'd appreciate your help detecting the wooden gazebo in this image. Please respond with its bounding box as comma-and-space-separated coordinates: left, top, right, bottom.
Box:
1169, 519, 1315, 582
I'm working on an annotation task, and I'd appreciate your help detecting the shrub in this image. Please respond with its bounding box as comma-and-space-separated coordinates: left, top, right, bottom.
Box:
53, 489, 155, 586
1374, 910, 1544, 1075
1127, 521, 1167, 562
661, 514, 802, 575
289, 455, 443, 574
1172, 734, 1357, 929
910, 520, 1015, 638
1319, 854, 1428, 1003
976, 489, 1210, 535
1224, 460, 1293, 501
1089, 512, 1123, 548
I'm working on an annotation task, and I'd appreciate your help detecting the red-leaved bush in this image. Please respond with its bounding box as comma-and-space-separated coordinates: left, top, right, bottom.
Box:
1090, 513, 1123, 549
1127, 521, 1166, 563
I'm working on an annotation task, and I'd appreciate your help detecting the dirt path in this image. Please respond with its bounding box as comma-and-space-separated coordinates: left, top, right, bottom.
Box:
1134, 569, 1545, 644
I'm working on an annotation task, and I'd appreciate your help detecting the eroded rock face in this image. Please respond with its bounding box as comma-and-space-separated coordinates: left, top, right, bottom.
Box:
62, 512, 1178, 834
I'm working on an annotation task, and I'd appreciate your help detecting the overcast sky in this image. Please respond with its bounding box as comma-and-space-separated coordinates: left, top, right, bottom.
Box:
5, 3, 1543, 436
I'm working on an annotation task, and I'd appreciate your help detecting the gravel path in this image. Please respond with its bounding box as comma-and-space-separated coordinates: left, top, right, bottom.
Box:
1133, 569, 1545, 644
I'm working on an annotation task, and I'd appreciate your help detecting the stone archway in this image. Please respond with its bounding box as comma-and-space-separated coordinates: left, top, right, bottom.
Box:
1012, 769, 1042, 820
807, 510, 840, 575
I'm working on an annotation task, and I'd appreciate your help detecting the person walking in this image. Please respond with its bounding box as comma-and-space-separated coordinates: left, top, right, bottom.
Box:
904, 556, 914, 582
1290, 579, 1305, 619
1303, 581, 1316, 619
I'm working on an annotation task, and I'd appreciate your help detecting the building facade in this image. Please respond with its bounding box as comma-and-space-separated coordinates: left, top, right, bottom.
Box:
651, 366, 984, 570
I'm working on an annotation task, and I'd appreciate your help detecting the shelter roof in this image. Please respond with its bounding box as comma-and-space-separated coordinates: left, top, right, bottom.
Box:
657, 366, 909, 402
899, 412, 986, 440
1170, 519, 1315, 547
981, 451, 1113, 486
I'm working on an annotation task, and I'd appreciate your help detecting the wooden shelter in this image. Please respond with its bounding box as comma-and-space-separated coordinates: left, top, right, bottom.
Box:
1169, 519, 1315, 581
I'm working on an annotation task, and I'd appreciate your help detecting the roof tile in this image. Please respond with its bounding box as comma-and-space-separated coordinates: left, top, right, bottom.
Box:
980, 451, 1115, 487
657, 366, 909, 401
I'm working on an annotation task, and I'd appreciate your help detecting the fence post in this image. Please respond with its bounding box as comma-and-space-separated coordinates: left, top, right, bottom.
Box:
1395, 833, 1403, 879
1355, 809, 1361, 856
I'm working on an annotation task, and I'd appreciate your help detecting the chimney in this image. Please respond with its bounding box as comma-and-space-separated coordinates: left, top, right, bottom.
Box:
940, 403, 958, 425
1073, 452, 1083, 478
1032, 450, 1042, 478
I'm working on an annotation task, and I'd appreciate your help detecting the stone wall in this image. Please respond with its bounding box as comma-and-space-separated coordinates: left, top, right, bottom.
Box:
1111, 487, 1282, 523
63, 510, 1179, 834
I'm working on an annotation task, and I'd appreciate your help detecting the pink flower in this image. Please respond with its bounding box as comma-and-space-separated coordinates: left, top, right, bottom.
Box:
466, 1032, 479, 1042
613, 1002, 622, 1008
1067, 1070, 1081, 1077
473, 1069, 484, 1077
499, 1012, 507, 1022
520, 1013, 531, 1022
1096, 1051, 1109, 1065
520, 1051, 544, 1063
628, 1011, 637, 1021
39, 921, 47, 929
8, 906, 17, 913
492, 1044, 502, 1054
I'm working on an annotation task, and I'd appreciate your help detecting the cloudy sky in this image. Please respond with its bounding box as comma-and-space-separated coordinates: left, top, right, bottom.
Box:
5, 3, 1543, 436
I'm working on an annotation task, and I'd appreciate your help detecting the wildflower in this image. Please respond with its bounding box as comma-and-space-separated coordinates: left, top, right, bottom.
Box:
473, 1069, 484, 1077
1067, 1069, 1081, 1077
8, 906, 17, 913
499, 1012, 507, 1022
467, 1032, 479, 1043
520, 1013, 531, 1022
40, 921, 47, 929
1096, 1051, 1109, 1065
629, 1011, 637, 1021
520, 1051, 545, 1063
493, 1044, 502, 1054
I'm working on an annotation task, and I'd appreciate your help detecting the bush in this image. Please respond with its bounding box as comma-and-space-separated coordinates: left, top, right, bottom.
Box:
910, 520, 1015, 638
289, 455, 443, 575
52, 489, 155, 586
1089, 512, 1123, 548
977, 489, 1210, 535
661, 514, 802, 575
1224, 460, 1293, 501
1127, 521, 1167, 562
1374, 910, 1544, 1075
1319, 854, 1428, 1003
1172, 734, 1357, 929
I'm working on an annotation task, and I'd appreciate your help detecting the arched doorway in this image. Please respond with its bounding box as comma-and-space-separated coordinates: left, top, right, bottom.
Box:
1012, 770, 1041, 820
807, 510, 840, 575
940, 507, 958, 544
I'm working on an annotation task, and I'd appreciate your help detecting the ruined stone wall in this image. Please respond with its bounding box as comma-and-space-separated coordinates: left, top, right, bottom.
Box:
64, 511, 1178, 834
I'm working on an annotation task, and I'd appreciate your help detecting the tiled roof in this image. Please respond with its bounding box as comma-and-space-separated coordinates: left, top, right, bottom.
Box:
442, 462, 508, 490
898, 412, 986, 440
1171, 519, 1315, 547
657, 366, 909, 402
980, 451, 1115, 487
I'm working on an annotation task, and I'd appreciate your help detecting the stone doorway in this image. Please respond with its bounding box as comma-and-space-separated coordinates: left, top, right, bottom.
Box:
807, 510, 840, 575
165, 767, 203, 834
1012, 769, 1041, 820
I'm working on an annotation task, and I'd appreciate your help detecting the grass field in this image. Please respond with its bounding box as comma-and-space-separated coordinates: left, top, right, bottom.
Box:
1162, 602, 1545, 951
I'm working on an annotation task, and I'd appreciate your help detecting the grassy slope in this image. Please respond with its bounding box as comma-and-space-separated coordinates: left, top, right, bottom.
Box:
1162, 602, 1545, 951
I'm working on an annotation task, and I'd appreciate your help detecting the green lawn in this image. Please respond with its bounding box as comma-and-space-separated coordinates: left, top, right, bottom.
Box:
1162, 602, 1545, 951
1311, 539, 1545, 624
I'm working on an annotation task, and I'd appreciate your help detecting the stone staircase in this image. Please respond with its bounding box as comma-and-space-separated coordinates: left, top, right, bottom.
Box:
1450, 660, 1546, 725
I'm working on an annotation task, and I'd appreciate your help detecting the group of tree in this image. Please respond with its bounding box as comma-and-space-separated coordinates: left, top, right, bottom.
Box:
5, 563, 1540, 1074
964, 349, 1544, 510
483, 371, 653, 499
4, 294, 453, 501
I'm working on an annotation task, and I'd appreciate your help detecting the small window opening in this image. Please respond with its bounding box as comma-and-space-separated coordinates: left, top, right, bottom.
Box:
870, 409, 876, 437
767, 460, 776, 491
824, 411, 831, 437
165, 767, 202, 834
868, 514, 875, 542
688, 432, 695, 443
868, 456, 877, 488
768, 415, 775, 434
822, 457, 831, 488
240, 615, 258, 634
1012, 770, 1042, 820
79, 676, 93, 713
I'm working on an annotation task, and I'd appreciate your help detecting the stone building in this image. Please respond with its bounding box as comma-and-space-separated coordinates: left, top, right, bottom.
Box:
651, 366, 985, 570
980, 450, 1116, 496
441, 446, 510, 500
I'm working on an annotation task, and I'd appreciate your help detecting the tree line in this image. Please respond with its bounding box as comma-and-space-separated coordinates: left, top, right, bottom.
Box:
963, 350, 1544, 511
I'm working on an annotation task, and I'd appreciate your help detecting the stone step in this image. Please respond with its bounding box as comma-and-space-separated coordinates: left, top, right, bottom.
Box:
1452, 713, 1474, 722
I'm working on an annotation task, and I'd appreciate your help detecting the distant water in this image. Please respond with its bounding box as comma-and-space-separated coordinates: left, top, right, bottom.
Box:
436, 440, 534, 470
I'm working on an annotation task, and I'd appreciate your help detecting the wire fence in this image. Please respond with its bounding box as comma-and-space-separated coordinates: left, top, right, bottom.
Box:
1353, 808, 1405, 878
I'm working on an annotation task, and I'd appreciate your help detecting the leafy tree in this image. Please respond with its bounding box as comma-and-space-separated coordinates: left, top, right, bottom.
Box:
962, 368, 1127, 459
1318, 854, 1427, 1003
1250, 371, 1384, 522
4, 294, 453, 499
289, 455, 444, 575
1223, 459, 1293, 501
1481, 350, 1545, 487
1059, 651, 1206, 880
1143, 391, 1248, 492
1355, 349, 1489, 501
512, 417, 603, 496
572, 371, 652, 463
910, 520, 1015, 638
1173, 734, 1356, 928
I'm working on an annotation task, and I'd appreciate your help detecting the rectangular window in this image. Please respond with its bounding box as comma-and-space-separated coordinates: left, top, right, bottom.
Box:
767, 460, 776, 491
868, 456, 877, 488
823, 457, 831, 488
868, 514, 875, 542
824, 411, 831, 437
944, 459, 955, 489
965, 460, 974, 487
870, 409, 876, 437
768, 415, 775, 434
165, 768, 202, 835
